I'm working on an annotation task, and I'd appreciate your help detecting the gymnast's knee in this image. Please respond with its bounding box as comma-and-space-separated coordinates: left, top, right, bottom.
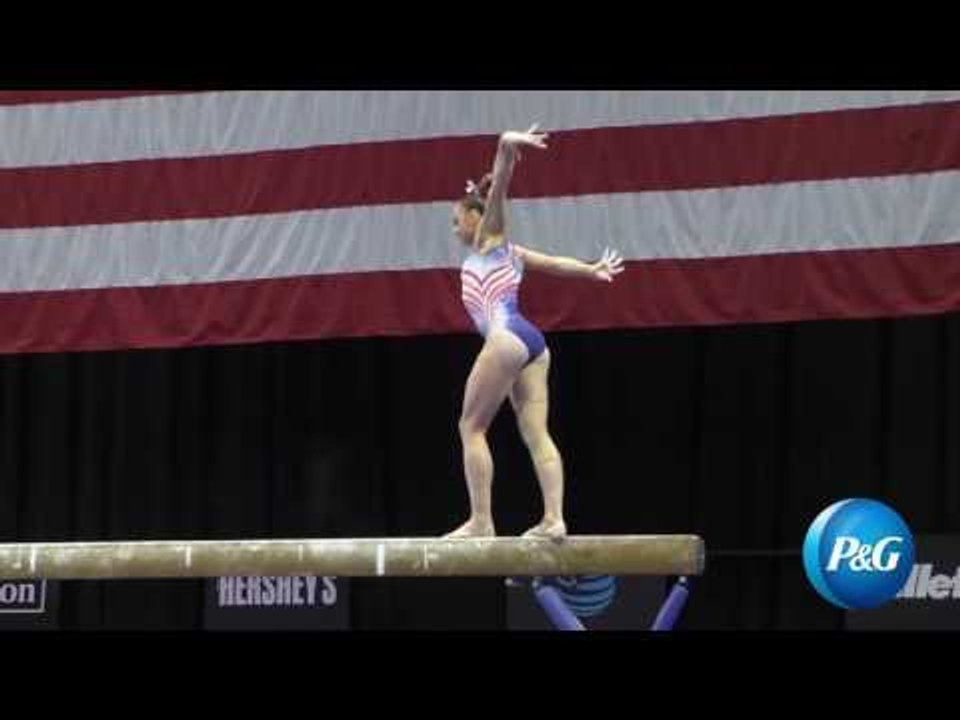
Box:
520, 427, 561, 466
459, 416, 488, 439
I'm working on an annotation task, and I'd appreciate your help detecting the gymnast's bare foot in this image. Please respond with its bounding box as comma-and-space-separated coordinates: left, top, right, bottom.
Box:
522, 517, 567, 541
444, 518, 496, 538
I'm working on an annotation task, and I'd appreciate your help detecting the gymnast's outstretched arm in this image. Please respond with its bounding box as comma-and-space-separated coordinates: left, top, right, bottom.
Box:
474, 124, 548, 250
513, 246, 625, 282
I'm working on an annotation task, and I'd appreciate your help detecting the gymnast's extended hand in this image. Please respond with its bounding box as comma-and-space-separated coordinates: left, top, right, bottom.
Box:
501, 123, 549, 151
591, 248, 625, 282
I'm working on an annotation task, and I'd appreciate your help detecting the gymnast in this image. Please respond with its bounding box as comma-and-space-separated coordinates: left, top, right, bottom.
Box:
446, 124, 624, 540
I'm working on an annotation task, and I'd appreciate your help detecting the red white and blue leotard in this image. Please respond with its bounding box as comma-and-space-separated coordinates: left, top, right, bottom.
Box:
460, 241, 546, 364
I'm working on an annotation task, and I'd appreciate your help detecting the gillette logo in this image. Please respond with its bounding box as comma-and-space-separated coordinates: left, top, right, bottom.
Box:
896, 564, 960, 600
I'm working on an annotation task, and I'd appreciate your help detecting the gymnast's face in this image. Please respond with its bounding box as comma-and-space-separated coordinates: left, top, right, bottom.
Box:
452, 204, 482, 245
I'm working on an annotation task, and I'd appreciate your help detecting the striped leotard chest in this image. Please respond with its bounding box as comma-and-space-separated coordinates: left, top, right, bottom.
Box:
460, 242, 524, 335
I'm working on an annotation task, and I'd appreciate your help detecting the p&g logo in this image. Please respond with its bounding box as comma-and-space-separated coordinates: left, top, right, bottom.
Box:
802, 498, 914, 610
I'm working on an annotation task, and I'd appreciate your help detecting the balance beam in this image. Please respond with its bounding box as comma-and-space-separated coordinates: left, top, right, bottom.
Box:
0, 535, 705, 580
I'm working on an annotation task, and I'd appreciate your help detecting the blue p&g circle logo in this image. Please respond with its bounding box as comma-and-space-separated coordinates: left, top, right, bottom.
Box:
802, 498, 914, 610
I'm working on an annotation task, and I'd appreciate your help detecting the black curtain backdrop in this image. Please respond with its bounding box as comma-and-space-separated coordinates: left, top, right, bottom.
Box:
2, 313, 959, 630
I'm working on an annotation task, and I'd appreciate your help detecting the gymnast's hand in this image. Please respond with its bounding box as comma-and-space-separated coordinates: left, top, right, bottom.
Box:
591, 248, 625, 283
500, 123, 549, 153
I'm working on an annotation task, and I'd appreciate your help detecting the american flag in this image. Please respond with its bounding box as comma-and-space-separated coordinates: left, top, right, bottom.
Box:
2, 90, 959, 354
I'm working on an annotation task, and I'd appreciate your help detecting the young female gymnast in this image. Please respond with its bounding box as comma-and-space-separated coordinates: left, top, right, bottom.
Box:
446, 124, 624, 540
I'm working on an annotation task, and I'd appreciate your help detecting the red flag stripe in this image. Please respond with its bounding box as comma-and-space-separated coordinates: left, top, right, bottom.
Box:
2, 101, 959, 230
1, 243, 958, 354
0, 91, 200, 106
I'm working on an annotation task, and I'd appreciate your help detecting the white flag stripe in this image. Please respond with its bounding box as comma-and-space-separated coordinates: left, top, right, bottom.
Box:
3, 170, 960, 294
2, 91, 959, 169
